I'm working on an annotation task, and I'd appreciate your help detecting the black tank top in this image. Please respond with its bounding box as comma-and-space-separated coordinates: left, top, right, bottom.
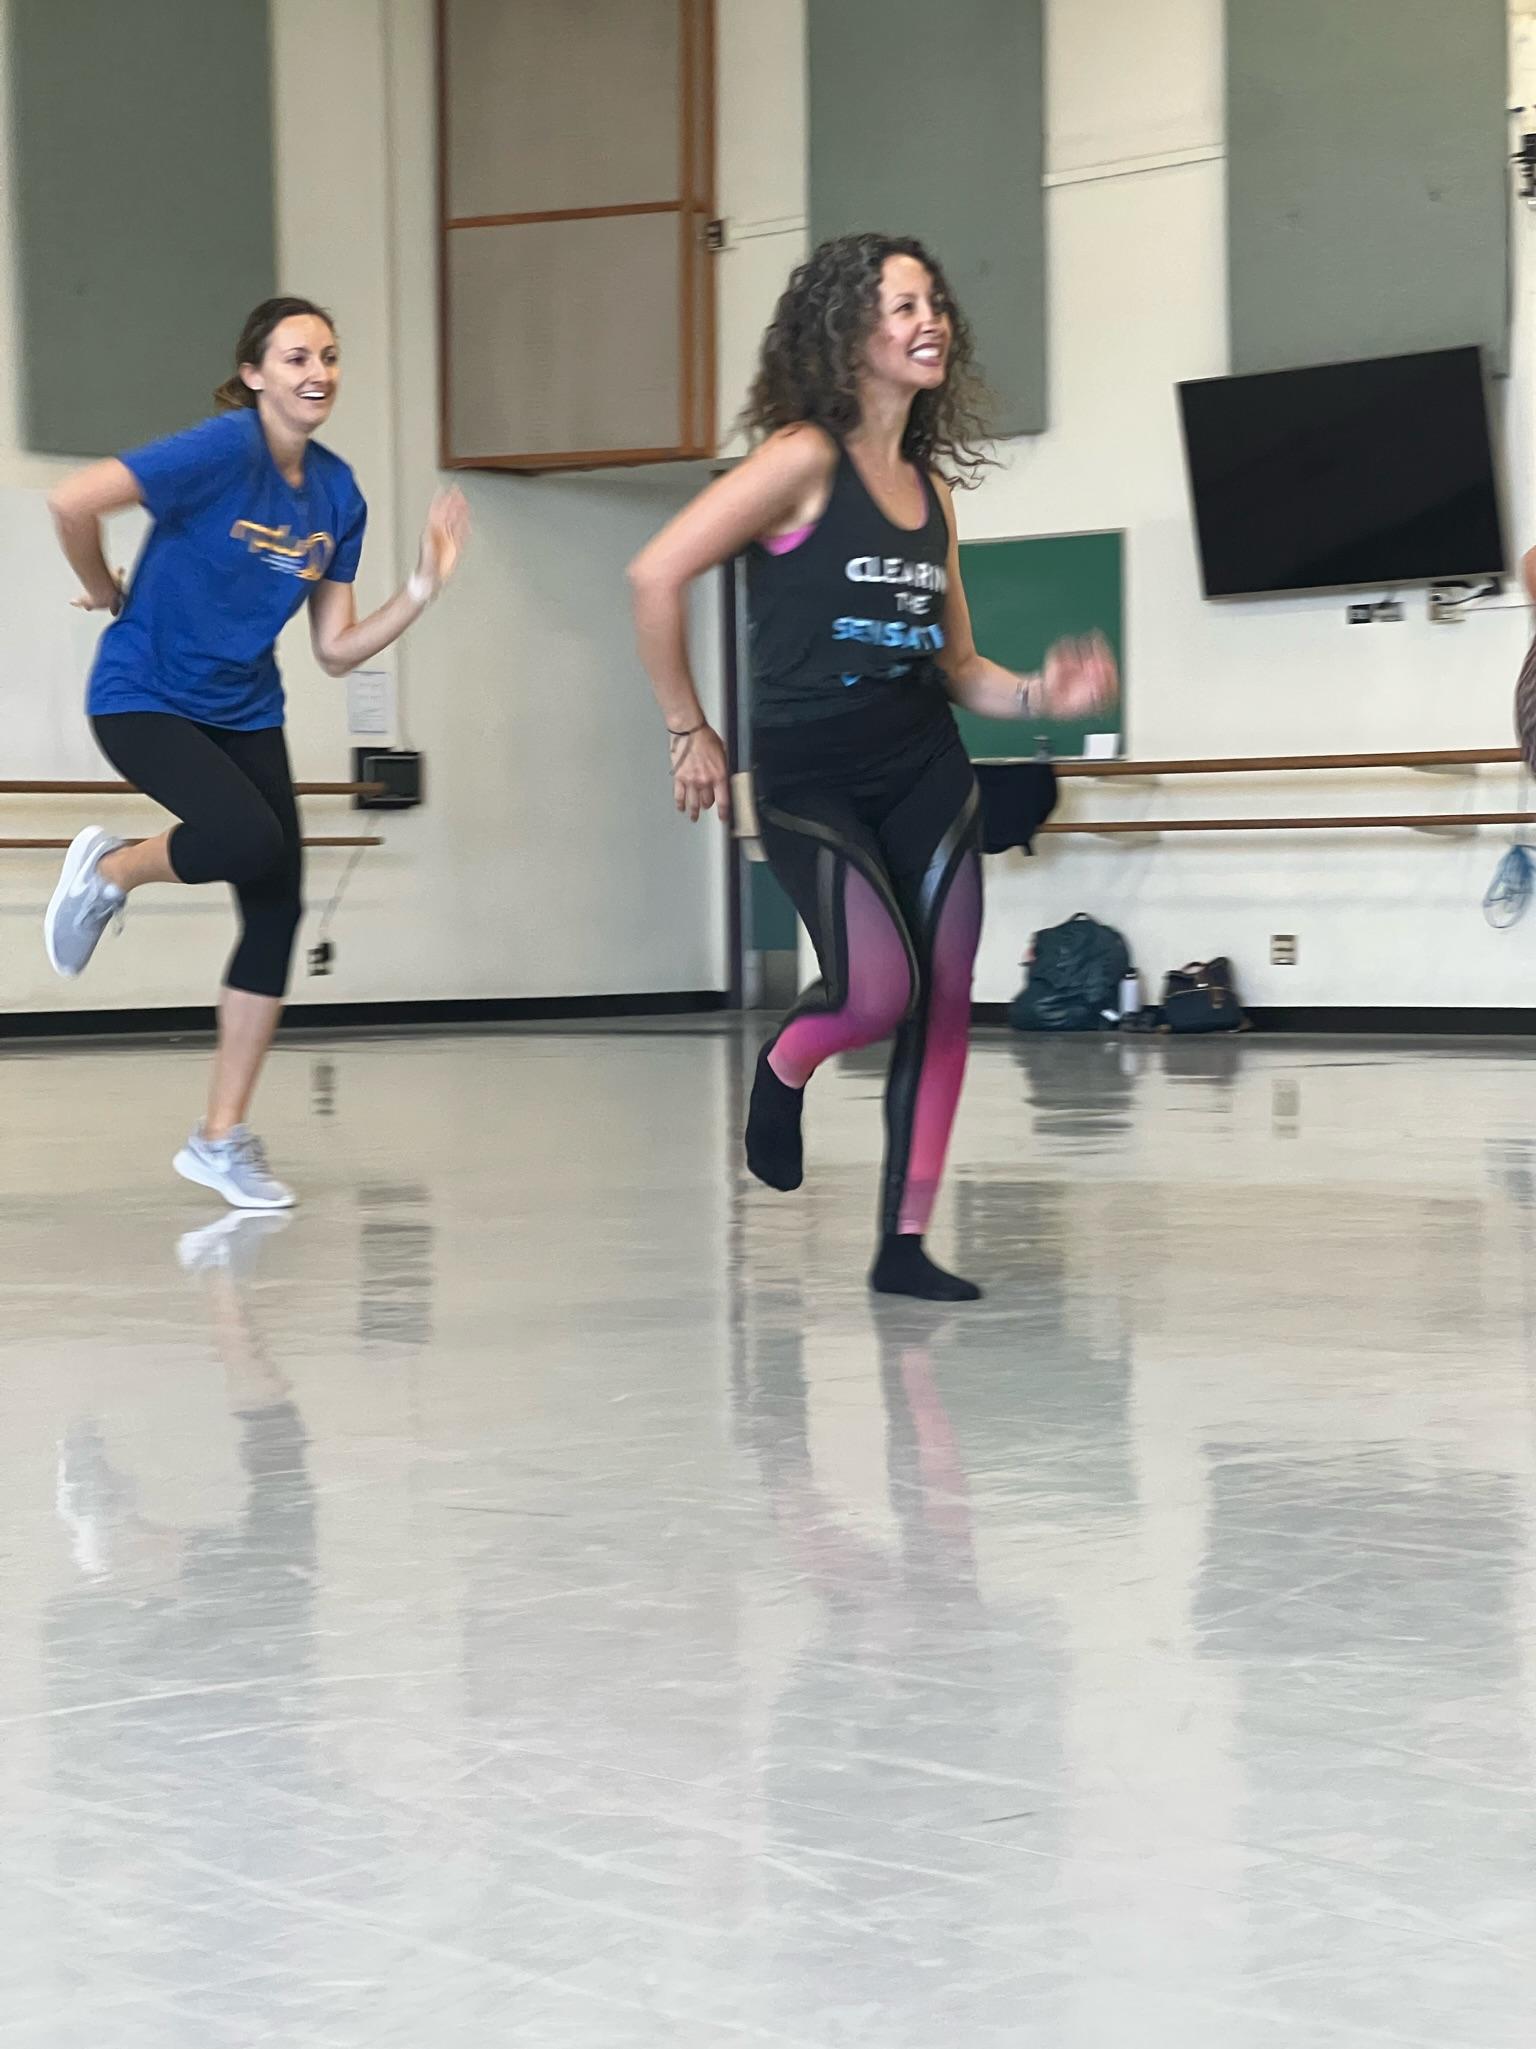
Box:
746, 436, 952, 730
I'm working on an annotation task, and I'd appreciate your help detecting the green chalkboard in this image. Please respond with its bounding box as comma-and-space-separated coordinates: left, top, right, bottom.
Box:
950, 530, 1125, 760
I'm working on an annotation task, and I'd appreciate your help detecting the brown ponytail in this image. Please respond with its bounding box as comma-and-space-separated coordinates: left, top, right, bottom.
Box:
214, 295, 335, 410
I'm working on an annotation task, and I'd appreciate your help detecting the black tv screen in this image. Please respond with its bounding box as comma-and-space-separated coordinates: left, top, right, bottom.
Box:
1178, 347, 1505, 599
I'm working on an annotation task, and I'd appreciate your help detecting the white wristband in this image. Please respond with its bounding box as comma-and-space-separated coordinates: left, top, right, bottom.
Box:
406, 569, 437, 608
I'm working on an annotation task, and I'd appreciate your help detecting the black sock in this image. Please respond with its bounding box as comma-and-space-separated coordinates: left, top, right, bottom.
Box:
869, 1234, 983, 1302
745, 1044, 805, 1191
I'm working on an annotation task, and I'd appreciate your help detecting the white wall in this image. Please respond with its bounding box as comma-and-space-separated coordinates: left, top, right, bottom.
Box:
719, 0, 1536, 1012
0, 0, 725, 1017
969, 0, 1536, 1011
9, 0, 1530, 1020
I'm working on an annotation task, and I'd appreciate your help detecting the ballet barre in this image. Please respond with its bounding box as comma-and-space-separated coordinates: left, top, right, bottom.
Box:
0, 836, 383, 850
1038, 812, 1536, 837
1048, 747, 1523, 778
730, 752, 1536, 849
1034, 745, 1533, 838
0, 778, 386, 797
1, 778, 387, 851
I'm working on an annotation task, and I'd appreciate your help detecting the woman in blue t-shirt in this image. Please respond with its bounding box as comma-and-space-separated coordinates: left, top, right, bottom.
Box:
44, 295, 469, 1210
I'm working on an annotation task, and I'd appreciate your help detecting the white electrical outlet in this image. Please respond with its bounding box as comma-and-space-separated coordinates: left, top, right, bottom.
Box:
1271, 934, 1298, 966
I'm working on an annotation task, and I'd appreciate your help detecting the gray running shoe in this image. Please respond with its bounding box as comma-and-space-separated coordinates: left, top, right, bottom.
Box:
44, 826, 127, 976
173, 1125, 296, 1210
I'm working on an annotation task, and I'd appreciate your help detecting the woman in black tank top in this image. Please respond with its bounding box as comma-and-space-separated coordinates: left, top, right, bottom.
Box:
630, 233, 1116, 1301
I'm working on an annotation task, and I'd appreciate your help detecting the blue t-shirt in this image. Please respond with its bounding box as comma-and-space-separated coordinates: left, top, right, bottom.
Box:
88, 408, 367, 730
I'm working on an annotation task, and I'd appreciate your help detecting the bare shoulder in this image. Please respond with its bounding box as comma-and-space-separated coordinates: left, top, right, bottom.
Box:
752, 421, 839, 487
629, 421, 839, 581
742, 422, 838, 536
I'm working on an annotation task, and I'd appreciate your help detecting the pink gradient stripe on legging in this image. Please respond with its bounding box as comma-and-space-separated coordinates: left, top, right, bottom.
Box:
896, 851, 983, 1235
767, 866, 913, 1087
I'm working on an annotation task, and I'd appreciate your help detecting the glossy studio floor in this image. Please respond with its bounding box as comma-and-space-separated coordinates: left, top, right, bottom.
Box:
3, 1018, 1535, 2047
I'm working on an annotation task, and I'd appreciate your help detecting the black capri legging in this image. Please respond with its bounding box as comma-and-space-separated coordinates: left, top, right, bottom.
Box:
92, 712, 303, 999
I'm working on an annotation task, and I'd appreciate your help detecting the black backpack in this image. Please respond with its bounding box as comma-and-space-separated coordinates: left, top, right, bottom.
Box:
1009, 913, 1130, 1033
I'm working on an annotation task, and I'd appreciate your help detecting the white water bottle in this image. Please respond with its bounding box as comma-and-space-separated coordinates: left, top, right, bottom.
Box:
1118, 969, 1141, 1019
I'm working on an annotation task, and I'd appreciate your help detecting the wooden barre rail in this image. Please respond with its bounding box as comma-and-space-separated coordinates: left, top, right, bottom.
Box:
0, 779, 384, 797
1046, 747, 1523, 778
730, 765, 1535, 847
1033, 751, 1532, 839
1039, 812, 1536, 835
0, 835, 382, 850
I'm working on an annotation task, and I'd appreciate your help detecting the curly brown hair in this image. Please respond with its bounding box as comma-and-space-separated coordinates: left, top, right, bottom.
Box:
741, 233, 992, 487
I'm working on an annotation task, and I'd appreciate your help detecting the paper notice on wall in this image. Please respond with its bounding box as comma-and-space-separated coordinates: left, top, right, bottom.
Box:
346, 669, 395, 740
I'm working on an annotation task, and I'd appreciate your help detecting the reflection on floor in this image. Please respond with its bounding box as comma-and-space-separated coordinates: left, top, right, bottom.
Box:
3, 1022, 1536, 2045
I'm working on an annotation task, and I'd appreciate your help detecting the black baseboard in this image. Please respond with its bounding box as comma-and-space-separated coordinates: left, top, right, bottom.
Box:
0, 990, 729, 1042
973, 1002, 1536, 1037
10, 993, 1535, 1045
1243, 1006, 1536, 1035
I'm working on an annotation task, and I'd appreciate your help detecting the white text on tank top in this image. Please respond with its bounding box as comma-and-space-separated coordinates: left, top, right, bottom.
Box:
834, 554, 950, 660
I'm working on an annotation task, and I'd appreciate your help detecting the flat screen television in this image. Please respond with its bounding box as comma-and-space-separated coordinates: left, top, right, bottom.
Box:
1177, 346, 1506, 599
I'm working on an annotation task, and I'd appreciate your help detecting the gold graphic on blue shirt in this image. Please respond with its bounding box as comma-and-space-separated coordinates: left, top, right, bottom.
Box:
230, 521, 336, 581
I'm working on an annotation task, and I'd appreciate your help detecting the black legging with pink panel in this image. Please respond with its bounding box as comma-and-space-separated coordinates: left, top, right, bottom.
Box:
745, 690, 985, 1300
92, 712, 303, 999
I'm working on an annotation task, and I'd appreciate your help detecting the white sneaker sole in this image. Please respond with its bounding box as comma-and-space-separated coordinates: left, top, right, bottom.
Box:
44, 826, 116, 978
177, 1210, 293, 1271
173, 1146, 297, 1211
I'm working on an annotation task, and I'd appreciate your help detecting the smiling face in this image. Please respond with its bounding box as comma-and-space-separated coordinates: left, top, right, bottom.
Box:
860, 254, 953, 396
240, 314, 340, 437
